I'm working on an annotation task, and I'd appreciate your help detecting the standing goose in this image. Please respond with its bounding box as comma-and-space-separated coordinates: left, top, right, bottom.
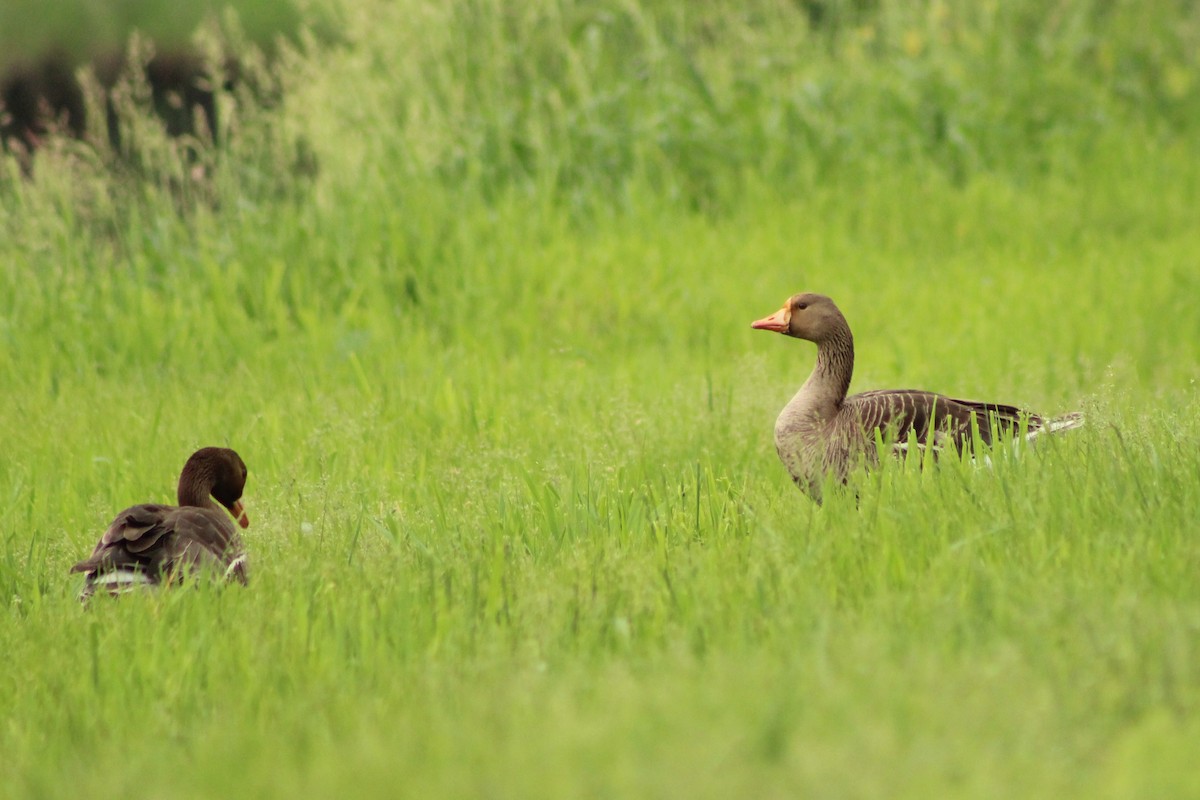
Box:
752, 293, 1083, 502
71, 447, 250, 598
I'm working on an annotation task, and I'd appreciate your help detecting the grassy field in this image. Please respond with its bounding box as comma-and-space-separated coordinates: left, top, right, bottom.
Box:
2, 1, 1199, 797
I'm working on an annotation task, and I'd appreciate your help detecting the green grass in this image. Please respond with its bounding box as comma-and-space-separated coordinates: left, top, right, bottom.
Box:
2, 0, 1200, 797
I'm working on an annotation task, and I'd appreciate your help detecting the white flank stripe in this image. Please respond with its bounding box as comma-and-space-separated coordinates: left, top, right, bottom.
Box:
223, 555, 247, 580
92, 571, 153, 587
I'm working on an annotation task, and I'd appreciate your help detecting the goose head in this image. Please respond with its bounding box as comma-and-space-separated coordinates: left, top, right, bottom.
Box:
177, 447, 250, 528
751, 292, 847, 344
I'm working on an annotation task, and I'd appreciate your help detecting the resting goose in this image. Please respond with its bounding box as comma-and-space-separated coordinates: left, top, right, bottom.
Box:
71, 447, 250, 598
752, 293, 1083, 502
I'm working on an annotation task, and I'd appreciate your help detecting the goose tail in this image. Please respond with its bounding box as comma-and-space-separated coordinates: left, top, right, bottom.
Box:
1027, 411, 1085, 441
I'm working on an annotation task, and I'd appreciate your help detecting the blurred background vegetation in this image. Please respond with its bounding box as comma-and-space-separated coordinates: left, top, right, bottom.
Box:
2, 0, 1197, 215
0, 0, 304, 65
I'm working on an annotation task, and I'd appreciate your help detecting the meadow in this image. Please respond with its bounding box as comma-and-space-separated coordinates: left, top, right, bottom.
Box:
1, 0, 1199, 797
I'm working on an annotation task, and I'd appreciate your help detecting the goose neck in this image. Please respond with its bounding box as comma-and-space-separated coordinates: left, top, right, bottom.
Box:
807, 329, 854, 406
177, 470, 218, 509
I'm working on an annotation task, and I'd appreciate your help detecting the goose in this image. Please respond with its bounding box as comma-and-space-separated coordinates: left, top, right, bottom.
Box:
751, 293, 1083, 502
71, 447, 250, 598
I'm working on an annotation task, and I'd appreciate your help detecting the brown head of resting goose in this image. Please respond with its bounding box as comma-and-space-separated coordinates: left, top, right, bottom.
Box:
71, 447, 250, 598
752, 293, 1083, 502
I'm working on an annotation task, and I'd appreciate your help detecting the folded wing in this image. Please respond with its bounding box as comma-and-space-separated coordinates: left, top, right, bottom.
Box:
71, 504, 247, 598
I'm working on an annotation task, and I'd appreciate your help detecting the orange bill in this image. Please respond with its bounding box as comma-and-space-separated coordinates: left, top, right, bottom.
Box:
751, 306, 790, 333
230, 499, 250, 529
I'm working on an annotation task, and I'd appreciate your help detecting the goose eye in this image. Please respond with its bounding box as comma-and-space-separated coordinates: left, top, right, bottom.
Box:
795, 302, 808, 311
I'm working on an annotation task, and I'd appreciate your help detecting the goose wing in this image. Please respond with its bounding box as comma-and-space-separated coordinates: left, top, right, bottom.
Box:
71, 504, 246, 594
845, 390, 1044, 452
